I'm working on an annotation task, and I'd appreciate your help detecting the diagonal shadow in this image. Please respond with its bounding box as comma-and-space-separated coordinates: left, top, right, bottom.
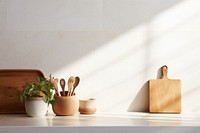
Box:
127, 66, 174, 112
127, 81, 149, 112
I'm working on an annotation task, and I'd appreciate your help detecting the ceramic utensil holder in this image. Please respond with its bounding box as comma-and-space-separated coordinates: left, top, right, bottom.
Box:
79, 98, 96, 114
52, 92, 79, 116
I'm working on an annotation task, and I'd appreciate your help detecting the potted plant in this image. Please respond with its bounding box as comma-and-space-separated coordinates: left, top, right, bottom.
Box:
19, 76, 55, 117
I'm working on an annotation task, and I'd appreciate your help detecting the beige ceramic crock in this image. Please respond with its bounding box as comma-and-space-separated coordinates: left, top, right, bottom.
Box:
79, 98, 96, 114
52, 94, 79, 116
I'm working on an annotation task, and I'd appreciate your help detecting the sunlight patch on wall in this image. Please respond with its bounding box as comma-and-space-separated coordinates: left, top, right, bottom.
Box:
53, 0, 200, 112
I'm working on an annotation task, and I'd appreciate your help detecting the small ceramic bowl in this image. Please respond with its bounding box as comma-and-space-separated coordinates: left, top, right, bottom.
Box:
79, 98, 96, 114
52, 93, 79, 116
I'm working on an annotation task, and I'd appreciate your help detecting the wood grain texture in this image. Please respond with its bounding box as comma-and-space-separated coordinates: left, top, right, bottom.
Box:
0, 69, 44, 114
149, 65, 181, 113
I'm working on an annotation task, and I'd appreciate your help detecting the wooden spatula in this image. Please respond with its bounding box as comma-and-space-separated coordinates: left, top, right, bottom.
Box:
149, 65, 181, 113
49, 78, 60, 96
53, 78, 60, 96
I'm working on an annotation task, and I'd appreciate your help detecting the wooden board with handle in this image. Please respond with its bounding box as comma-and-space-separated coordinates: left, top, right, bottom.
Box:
149, 65, 181, 113
0, 69, 44, 114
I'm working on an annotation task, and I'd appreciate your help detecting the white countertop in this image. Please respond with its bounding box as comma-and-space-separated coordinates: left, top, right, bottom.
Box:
1, 112, 200, 133
0, 112, 200, 126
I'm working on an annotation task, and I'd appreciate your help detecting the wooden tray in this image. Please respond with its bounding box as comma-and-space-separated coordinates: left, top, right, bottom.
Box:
0, 69, 44, 114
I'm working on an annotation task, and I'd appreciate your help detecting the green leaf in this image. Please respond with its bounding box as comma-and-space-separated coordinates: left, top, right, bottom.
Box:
18, 74, 55, 105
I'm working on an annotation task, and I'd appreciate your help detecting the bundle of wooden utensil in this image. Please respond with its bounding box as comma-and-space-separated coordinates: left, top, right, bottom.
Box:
50, 76, 80, 97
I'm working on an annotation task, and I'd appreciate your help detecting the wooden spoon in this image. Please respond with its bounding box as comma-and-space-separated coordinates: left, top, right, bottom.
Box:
71, 76, 80, 96
67, 76, 75, 96
60, 78, 66, 96
54, 78, 60, 96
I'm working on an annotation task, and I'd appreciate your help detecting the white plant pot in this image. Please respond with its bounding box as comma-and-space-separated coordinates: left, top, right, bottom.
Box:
25, 97, 48, 117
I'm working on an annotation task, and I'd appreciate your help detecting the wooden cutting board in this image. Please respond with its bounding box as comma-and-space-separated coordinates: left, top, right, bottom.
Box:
0, 69, 44, 114
149, 65, 181, 113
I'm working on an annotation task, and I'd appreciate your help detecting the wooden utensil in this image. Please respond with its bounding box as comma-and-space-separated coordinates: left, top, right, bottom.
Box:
67, 76, 75, 96
54, 78, 60, 96
149, 65, 181, 113
71, 76, 80, 96
49, 78, 60, 96
60, 78, 66, 96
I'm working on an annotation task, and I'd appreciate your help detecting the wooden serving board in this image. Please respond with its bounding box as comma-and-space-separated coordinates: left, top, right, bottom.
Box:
0, 69, 44, 114
149, 65, 181, 113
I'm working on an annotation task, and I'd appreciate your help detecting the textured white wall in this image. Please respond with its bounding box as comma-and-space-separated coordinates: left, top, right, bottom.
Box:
1, 0, 200, 113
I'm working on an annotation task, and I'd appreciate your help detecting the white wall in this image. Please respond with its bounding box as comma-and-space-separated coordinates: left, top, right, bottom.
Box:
1, 0, 200, 113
